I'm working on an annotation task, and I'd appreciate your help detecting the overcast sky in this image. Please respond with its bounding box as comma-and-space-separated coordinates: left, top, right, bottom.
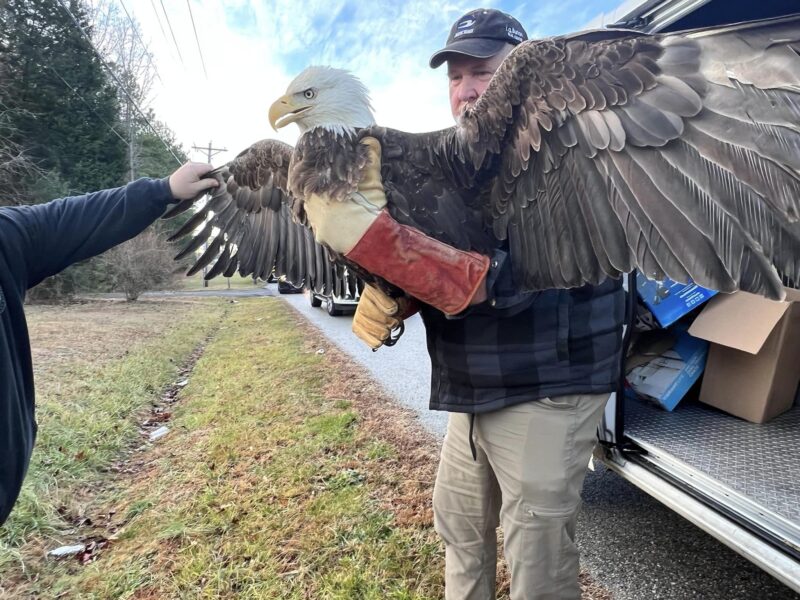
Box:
125, 0, 627, 165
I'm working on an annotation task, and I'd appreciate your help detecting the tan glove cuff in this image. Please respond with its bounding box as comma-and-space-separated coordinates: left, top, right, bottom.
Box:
357, 137, 387, 208
303, 137, 387, 254
304, 192, 378, 254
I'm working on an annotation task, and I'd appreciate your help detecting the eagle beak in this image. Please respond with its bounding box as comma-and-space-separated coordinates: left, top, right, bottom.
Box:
268, 94, 311, 131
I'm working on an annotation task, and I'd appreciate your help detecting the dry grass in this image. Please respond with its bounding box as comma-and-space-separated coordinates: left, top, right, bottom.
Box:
2, 298, 611, 599
26, 298, 207, 377
178, 272, 262, 291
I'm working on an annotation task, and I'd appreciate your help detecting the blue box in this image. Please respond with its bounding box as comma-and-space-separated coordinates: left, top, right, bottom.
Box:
636, 273, 718, 328
626, 324, 709, 411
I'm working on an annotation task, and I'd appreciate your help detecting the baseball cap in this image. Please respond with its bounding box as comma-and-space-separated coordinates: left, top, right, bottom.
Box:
429, 8, 528, 69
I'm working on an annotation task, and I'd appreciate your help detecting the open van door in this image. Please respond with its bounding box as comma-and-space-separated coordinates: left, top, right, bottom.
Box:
591, 0, 800, 593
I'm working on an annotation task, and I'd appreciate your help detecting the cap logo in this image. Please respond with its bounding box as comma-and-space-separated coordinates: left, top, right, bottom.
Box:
506, 26, 524, 42
457, 18, 476, 29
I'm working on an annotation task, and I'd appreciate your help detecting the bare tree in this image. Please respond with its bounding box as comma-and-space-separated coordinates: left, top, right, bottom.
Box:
98, 229, 183, 301
0, 80, 42, 206
89, 0, 159, 181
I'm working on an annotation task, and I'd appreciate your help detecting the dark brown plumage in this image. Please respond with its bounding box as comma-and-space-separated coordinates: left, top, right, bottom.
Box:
169, 14, 800, 301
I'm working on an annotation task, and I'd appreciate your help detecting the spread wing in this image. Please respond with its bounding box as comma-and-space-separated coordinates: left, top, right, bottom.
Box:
165, 139, 342, 294
374, 14, 800, 300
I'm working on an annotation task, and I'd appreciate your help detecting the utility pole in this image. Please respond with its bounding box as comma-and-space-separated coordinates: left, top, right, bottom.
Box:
192, 141, 227, 287
192, 141, 227, 165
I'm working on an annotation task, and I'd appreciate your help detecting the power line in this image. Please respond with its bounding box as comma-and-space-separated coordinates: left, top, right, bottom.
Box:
54, 0, 183, 166
148, 0, 181, 67
117, 0, 164, 85
185, 0, 207, 79
148, 0, 171, 54
47, 66, 130, 147
159, 0, 185, 67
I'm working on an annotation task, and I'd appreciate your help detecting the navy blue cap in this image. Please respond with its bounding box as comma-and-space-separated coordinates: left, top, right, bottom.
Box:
429, 8, 528, 69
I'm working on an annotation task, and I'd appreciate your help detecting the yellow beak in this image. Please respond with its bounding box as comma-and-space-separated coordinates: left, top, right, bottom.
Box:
268, 94, 311, 131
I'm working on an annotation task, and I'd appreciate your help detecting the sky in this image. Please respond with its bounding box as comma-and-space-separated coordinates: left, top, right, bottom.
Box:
123, 0, 630, 165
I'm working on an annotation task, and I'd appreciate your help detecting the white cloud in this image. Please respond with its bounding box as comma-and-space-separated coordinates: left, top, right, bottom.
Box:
124, 0, 620, 165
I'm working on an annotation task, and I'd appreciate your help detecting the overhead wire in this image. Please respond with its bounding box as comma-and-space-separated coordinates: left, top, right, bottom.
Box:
159, 0, 185, 67
54, 0, 183, 166
185, 0, 208, 79
148, 0, 178, 64
117, 0, 164, 85
47, 65, 130, 147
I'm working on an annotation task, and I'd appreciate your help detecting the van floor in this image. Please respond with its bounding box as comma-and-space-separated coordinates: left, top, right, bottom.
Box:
624, 398, 800, 543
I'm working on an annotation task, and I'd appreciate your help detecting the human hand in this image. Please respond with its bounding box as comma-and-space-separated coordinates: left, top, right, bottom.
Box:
168, 161, 219, 201
304, 137, 386, 254
352, 285, 417, 350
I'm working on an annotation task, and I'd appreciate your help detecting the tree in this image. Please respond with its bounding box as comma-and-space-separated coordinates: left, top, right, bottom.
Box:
0, 66, 43, 206
1, 0, 192, 299
90, 0, 160, 182
98, 229, 183, 301
0, 0, 127, 201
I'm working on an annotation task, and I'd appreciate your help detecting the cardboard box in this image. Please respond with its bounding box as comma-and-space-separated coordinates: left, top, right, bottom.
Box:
688, 288, 800, 423
636, 273, 718, 328
625, 325, 709, 411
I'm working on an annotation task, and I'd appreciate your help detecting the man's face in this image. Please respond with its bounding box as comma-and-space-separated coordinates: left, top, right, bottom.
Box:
447, 52, 507, 120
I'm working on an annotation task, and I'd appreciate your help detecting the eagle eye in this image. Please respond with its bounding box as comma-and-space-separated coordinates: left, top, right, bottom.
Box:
303, 89, 315, 100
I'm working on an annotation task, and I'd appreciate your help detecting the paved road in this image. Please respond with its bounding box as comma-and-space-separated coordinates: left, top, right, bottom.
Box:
275, 286, 799, 600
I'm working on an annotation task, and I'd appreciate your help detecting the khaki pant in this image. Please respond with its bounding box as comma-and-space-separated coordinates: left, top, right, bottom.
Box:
433, 394, 609, 600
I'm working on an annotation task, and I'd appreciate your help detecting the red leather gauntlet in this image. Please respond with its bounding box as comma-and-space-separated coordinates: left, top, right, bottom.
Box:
345, 210, 489, 316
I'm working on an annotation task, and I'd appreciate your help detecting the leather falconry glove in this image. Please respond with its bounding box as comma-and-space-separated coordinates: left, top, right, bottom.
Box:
352, 284, 420, 350
304, 137, 489, 316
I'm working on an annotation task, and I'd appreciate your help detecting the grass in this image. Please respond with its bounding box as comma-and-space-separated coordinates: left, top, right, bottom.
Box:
178, 272, 263, 291
1, 298, 445, 599
0, 300, 227, 559
1, 298, 610, 600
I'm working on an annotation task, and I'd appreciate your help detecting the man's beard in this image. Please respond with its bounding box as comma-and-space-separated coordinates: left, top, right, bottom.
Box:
456, 101, 476, 123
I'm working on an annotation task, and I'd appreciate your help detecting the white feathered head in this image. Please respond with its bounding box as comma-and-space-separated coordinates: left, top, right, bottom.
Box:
268, 66, 376, 135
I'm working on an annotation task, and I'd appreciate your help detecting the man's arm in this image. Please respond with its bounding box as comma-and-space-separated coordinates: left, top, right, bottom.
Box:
0, 162, 217, 289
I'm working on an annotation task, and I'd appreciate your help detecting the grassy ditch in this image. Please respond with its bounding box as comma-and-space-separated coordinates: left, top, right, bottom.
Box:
1, 298, 445, 599
0, 299, 227, 587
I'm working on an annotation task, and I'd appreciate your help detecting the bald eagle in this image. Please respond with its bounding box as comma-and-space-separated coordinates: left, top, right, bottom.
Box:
168, 15, 800, 302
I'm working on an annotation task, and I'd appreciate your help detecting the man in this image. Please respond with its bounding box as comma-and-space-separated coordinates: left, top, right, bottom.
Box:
0, 163, 219, 524
351, 9, 625, 599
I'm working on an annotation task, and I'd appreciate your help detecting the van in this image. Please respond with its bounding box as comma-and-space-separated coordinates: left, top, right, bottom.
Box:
587, 0, 800, 592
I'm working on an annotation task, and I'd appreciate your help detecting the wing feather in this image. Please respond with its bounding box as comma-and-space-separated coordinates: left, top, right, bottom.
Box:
165, 138, 340, 289
447, 14, 800, 299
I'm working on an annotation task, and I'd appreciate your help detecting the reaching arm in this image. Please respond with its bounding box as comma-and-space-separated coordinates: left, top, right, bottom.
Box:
0, 163, 217, 289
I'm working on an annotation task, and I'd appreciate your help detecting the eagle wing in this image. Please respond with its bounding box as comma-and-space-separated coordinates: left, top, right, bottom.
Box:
165, 138, 341, 294
376, 15, 800, 300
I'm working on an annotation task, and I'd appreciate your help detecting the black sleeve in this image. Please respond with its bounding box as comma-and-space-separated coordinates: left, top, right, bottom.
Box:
0, 178, 174, 289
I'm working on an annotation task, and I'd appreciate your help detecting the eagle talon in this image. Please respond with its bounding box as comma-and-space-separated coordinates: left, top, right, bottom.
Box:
382, 321, 405, 348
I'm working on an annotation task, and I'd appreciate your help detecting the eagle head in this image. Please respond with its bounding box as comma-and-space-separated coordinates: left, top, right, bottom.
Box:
268, 66, 376, 135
